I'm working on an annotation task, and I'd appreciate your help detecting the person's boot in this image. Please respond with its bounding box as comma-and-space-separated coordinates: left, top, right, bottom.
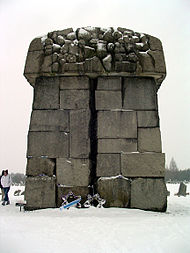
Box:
2, 201, 5, 206
6, 200, 10, 205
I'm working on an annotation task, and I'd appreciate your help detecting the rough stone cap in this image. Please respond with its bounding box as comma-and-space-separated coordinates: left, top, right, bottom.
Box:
24, 27, 166, 89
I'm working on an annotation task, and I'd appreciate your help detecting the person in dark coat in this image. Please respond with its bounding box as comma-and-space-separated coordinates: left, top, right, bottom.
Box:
0, 170, 5, 201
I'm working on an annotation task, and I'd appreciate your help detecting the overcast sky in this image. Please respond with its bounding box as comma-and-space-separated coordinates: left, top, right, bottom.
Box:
0, 0, 189, 173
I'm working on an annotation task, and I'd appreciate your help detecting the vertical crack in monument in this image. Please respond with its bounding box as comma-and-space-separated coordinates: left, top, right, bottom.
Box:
24, 27, 167, 211
89, 78, 98, 193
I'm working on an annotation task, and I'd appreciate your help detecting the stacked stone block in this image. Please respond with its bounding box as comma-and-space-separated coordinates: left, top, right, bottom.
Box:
24, 27, 167, 211
25, 76, 91, 210
96, 76, 166, 211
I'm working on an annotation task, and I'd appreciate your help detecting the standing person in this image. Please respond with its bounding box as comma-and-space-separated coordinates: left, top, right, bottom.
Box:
0, 170, 5, 201
1, 169, 12, 205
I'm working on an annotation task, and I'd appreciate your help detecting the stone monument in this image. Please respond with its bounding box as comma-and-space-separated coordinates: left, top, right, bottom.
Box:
24, 27, 167, 211
177, 182, 188, 197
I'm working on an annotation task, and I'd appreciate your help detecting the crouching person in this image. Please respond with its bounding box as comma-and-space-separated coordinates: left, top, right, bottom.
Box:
1, 169, 12, 205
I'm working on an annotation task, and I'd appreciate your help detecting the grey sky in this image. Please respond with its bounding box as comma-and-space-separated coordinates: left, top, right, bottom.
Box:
0, 0, 189, 173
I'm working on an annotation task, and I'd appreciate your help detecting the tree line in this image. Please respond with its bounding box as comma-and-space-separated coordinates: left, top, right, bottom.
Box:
165, 157, 190, 182
10, 173, 26, 185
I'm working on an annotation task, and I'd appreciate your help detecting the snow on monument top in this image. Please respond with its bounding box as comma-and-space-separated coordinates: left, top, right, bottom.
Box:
24, 27, 166, 88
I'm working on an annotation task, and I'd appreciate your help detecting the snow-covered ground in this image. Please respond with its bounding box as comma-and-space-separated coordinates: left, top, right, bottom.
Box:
0, 183, 190, 253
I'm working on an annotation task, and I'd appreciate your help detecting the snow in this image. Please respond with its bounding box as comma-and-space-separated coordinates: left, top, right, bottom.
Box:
98, 175, 128, 180
0, 183, 190, 253
110, 109, 135, 112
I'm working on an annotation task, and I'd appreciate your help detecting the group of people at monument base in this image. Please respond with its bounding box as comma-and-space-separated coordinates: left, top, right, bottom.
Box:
0, 169, 12, 205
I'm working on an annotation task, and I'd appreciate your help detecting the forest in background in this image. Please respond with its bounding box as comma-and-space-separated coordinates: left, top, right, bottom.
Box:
165, 157, 190, 182
10, 173, 25, 185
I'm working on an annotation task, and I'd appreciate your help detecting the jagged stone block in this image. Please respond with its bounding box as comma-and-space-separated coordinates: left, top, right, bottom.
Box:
98, 139, 137, 153
41, 55, 52, 73
97, 176, 131, 207
95, 91, 122, 110
26, 158, 55, 177
70, 109, 90, 158
138, 128, 162, 152
57, 185, 89, 207
96, 154, 120, 177
24, 27, 166, 89
97, 77, 121, 90
60, 76, 89, 90
131, 178, 167, 212
97, 111, 137, 138
33, 77, 59, 109
138, 52, 155, 72
27, 132, 69, 158
123, 77, 157, 110
84, 56, 105, 73
56, 158, 90, 186
121, 153, 165, 177
52, 62, 59, 72
102, 54, 112, 71
29, 110, 69, 132
60, 90, 89, 109
25, 176, 56, 210
137, 111, 159, 127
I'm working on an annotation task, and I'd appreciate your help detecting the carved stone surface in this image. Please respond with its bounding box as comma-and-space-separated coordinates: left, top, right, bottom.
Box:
25, 176, 56, 210
27, 132, 69, 158
33, 77, 59, 109
96, 154, 120, 177
41, 55, 52, 73
24, 27, 166, 88
97, 77, 122, 90
56, 158, 90, 186
138, 128, 162, 152
97, 176, 131, 208
60, 90, 89, 110
98, 139, 137, 153
29, 110, 69, 132
95, 91, 122, 110
60, 76, 89, 90
131, 178, 167, 212
123, 77, 157, 110
137, 111, 159, 127
24, 27, 167, 212
26, 158, 55, 177
28, 37, 44, 52
97, 111, 137, 138
121, 153, 165, 177
24, 51, 43, 74
70, 109, 90, 158
138, 53, 154, 73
